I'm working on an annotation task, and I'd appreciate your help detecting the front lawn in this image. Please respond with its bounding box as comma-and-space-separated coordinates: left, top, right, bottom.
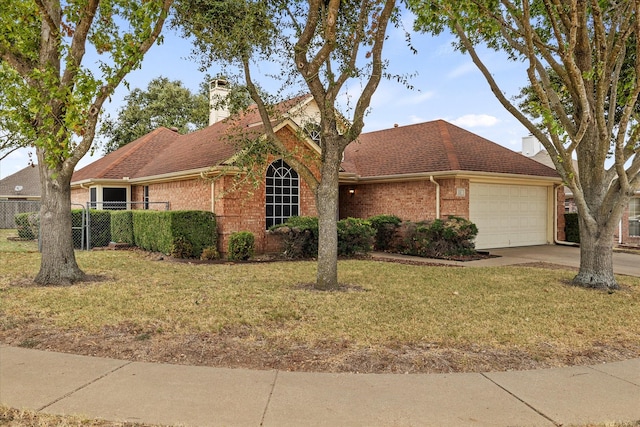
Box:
0, 229, 639, 373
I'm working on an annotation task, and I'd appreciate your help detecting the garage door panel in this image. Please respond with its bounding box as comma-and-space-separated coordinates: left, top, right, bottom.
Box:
470, 183, 548, 249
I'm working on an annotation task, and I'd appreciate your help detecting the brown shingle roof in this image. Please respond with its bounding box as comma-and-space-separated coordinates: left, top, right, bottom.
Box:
0, 165, 41, 197
72, 96, 310, 182
343, 120, 559, 178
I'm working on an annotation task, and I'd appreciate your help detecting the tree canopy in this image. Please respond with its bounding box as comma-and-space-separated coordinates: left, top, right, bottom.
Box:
174, 0, 401, 289
409, 0, 640, 289
100, 76, 209, 154
0, 0, 173, 284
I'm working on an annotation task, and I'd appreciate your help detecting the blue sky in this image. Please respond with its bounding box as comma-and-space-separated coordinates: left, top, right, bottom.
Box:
0, 14, 533, 179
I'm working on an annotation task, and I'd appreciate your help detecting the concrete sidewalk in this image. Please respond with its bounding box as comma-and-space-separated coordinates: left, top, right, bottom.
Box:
1, 345, 639, 427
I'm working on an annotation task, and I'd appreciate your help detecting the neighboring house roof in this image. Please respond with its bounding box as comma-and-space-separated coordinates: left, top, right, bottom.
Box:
342, 120, 559, 179
0, 165, 40, 198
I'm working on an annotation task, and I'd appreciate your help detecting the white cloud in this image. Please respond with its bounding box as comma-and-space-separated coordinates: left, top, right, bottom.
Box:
447, 62, 477, 79
452, 114, 500, 128
397, 91, 435, 106
409, 114, 426, 124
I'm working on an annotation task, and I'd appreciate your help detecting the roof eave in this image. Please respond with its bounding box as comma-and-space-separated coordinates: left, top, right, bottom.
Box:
339, 170, 562, 185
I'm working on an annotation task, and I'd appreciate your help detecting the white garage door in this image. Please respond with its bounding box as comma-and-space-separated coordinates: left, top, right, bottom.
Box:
470, 183, 548, 249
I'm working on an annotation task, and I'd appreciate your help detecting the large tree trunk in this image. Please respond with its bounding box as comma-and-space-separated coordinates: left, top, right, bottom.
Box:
572, 216, 619, 290
315, 149, 341, 290
34, 163, 85, 286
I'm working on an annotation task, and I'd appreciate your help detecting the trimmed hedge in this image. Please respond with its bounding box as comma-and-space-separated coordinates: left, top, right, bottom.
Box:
401, 216, 478, 258
72, 209, 111, 248
132, 210, 217, 258
564, 213, 580, 243
110, 211, 134, 244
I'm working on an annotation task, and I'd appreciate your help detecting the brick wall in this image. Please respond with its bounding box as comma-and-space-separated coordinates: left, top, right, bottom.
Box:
71, 187, 90, 206
339, 178, 470, 222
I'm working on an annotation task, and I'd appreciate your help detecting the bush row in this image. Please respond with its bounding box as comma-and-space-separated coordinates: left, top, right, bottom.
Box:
15, 209, 217, 258
268, 214, 478, 260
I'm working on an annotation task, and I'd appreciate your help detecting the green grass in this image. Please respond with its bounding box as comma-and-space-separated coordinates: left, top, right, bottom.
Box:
1, 228, 639, 355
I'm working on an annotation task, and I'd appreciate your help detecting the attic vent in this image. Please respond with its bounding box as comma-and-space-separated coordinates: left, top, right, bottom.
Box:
14, 185, 23, 192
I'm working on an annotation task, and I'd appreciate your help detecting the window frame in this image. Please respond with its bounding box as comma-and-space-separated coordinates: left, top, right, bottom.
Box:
265, 159, 300, 229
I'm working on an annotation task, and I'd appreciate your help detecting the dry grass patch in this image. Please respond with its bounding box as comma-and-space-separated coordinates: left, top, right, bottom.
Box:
1, 229, 639, 373
0, 405, 163, 426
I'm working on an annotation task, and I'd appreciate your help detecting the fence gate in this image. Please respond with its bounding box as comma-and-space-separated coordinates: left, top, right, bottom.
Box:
72, 203, 88, 250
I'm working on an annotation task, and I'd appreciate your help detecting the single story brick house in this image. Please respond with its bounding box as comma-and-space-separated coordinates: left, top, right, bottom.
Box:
72, 90, 565, 254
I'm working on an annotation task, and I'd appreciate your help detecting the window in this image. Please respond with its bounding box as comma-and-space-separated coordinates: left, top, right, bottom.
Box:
102, 187, 127, 210
143, 186, 149, 210
90, 187, 97, 209
89, 186, 128, 210
265, 159, 299, 229
630, 197, 640, 237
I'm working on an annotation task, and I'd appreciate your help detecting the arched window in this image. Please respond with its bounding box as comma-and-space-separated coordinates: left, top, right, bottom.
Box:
266, 159, 300, 229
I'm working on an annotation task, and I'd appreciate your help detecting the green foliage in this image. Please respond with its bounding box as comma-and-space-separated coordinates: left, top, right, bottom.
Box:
337, 217, 375, 256
14, 212, 39, 240
228, 231, 255, 261
271, 216, 376, 258
132, 210, 217, 258
200, 245, 220, 260
132, 211, 174, 254
110, 211, 135, 244
367, 214, 402, 251
170, 236, 194, 259
564, 213, 580, 243
100, 76, 210, 154
72, 210, 111, 249
402, 216, 478, 258
270, 216, 319, 259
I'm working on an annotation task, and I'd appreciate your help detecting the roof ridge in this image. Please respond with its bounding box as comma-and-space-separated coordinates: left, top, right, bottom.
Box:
99, 127, 177, 178
437, 120, 461, 170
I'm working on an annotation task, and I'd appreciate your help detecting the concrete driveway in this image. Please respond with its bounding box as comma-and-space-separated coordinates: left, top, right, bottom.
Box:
473, 244, 639, 277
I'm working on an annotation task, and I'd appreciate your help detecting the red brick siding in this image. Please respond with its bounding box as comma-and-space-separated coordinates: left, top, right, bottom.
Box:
71, 187, 90, 206
147, 179, 212, 211
339, 178, 469, 222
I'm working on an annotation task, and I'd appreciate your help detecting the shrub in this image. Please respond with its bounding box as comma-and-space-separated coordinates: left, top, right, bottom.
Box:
270, 216, 319, 259
200, 246, 220, 260
132, 210, 217, 257
337, 217, 375, 256
564, 213, 580, 243
367, 214, 401, 251
110, 211, 134, 244
170, 236, 194, 258
14, 212, 39, 240
402, 216, 478, 258
228, 231, 255, 261
71, 209, 111, 248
